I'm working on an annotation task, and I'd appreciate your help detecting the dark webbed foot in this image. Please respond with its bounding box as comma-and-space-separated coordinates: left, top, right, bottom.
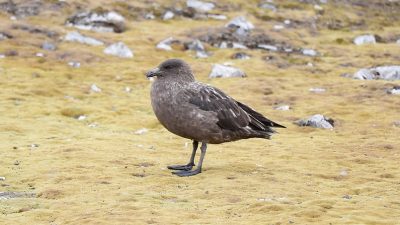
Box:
172, 169, 201, 177
167, 163, 194, 171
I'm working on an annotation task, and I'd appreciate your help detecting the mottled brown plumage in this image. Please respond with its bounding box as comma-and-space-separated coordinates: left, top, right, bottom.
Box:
146, 59, 285, 176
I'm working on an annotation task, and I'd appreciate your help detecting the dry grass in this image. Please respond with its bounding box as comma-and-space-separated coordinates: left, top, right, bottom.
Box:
0, 0, 399, 224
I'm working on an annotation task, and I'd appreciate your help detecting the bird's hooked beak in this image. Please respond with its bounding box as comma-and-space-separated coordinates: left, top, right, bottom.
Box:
146, 67, 160, 78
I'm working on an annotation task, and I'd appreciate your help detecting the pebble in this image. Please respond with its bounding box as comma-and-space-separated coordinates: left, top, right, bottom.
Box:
42, 42, 56, 51
354, 34, 376, 45
209, 64, 246, 78
295, 114, 334, 129
134, 128, 148, 135
0, 177, 5, 181
156, 37, 175, 51
302, 49, 318, 56
163, 11, 174, 20
90, 84, 102, 93
309, 87, 326, 93
104, 42, 133, 58
274, 105, 290, 111
68, 61, 80, 68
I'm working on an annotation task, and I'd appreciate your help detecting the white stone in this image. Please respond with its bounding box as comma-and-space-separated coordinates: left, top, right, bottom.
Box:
156, 37, 175, 51
225, 16, 254, 31
258, 44, 278, 51
207, 14, 227, 20
163, 11, 174, 20
134, 128, 148, 135
273, 24, 284, 30
296, 114, 334, 129
0, 177, 5, 181
274, 105, 290, 111
209, 64, 246, 78
65, 31, 104, 46
302, 48, 317, 56
354, 34, 376, 45
187, 0, 215, 12
104, 42, 133, 58
68, 61, 80, 68
90, 84, 102, 93
309, 87, 326, 93
77, 115, 87, 120
353, 66, 400, 80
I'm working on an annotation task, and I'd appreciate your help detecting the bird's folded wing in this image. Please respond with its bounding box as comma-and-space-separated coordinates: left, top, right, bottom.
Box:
176, 84, 251, 131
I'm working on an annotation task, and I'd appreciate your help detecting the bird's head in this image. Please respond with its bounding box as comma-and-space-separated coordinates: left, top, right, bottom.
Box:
146, 59, 195, 82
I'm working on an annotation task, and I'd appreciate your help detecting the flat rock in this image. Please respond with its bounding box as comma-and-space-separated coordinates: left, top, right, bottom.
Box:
0, 192, 36, 200
104, 42, 133, 58
163, 11, 174, 20
209, 64, 246, 78
156, 37, 177, 51
64, 31, 104, 46
274, 105, 290, 111
387, 86, 400, 95
353, 66, 400, 80
354, 34, 376, 45
187, 0, 215, 12
66, 11, 125, 33
42, 42, 56, 51
184, 39, 209, 58
295, 114, 334, 129
302, 48, 318, 56
231, 52, 250, 60
225, 16, 254, 31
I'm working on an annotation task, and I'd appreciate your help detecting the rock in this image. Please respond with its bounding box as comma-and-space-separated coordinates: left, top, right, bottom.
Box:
156, 37, 176, 51
232, 42, 247, 49
77, 115, 87, 121
186, 0, 215, 12
0, 32, 12, 40
0, 192, 36, 200
397, 39, 400, 45
64, 31, 104, 46
134, 128, 148, 135
258, 44, 278, 51
393, 121, 400, 127
207, 14, 227, 20
354, 34, 376, 45
11, 24, 58, 38
104, 42, 133, 58
387, 86, 400, 95
90, 84, 102, 93
66, 11, 125, 33
163, 11, 174, 20
68, 61, 80, 68
225, 16, 254, 31
184, 39, 209, 58
259, 3, 277, 11
145, 13, 155, 20
0, 0, 41, 18
339, 169, 348, 177
0, 177, 5, 181
274, 105, 290, 111
309, 87, 326, 93
273, 24, 285, 30
302, 48, 318, 56
209, 64, 246, 78
353, 66, 400, 80
42, 42, 56, 51
231, 52, 250, 60
124, 87, 132, 93
295, 114, 334, 129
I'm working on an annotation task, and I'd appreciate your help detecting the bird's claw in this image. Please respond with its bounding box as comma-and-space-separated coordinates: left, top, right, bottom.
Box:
172, 169, 201, 177
167, 163, 194, 171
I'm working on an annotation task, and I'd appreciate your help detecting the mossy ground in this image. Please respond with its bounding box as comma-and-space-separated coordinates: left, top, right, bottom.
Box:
0, 0, 399, 224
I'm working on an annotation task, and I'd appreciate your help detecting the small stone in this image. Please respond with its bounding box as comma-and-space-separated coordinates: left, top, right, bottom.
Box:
64, 31, 104, 46
104, 42, 133, 58
0, 177, 5, 181
134, 128, 148, 135
284, 20, 291, 25
185, 39, 209, 58
397, 39, 400, 45
66, 11, 125, 33
309, 87, 326, 93
258, 44, 278, 51
343, 195, 352, 200
314, 4, 323, 11
354, 34, 376, 45
88, 123, 98, 128
225, 16, 254, 31
14, 160, 20, 165
35, 52, 44, 57
77, 115, 87, 120
207, 14, 227, 20
30, 144, 39, 148
145, 13, 155, 20
259, 3, 277, 11
186, 0, 215, 12
232, 42, 247, 49
302, 49, 318, 56
274, 105, 290, 111
387, 86, 400, 95
209, 64, 246, 78
295, 114, 334, 129
339, 169, 348, 177
156, 37, 175, 51
42, 42, 56, 51
68, 61, 80, 68
90, 84, 102, 93
393, 121, 400, 127
163, 11, 174, 20
273, 24, 284, 30
232, 52, 250, 60
124, 87, 132, 93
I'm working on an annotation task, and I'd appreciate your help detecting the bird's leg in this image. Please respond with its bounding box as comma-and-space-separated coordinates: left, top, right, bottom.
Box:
167, 141, 198, 171
173, 142, 207, 177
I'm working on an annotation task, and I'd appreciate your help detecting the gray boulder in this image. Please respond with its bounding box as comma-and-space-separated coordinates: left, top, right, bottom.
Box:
295, 114, 334, 129
354, 34, 376, 45
353, 66, 400, 80
64, 31, 104, 46
187, 0, 215, 12
209, 64, 246, 78
104, 42, 133, 58
66, 11, 125, 33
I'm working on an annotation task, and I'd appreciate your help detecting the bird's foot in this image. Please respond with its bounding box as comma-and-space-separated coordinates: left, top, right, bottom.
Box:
167, 163, 194, 171
172, 169, 201, 177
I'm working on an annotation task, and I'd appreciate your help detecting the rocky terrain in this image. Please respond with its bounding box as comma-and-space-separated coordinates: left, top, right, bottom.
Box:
0, 0, 399, 224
